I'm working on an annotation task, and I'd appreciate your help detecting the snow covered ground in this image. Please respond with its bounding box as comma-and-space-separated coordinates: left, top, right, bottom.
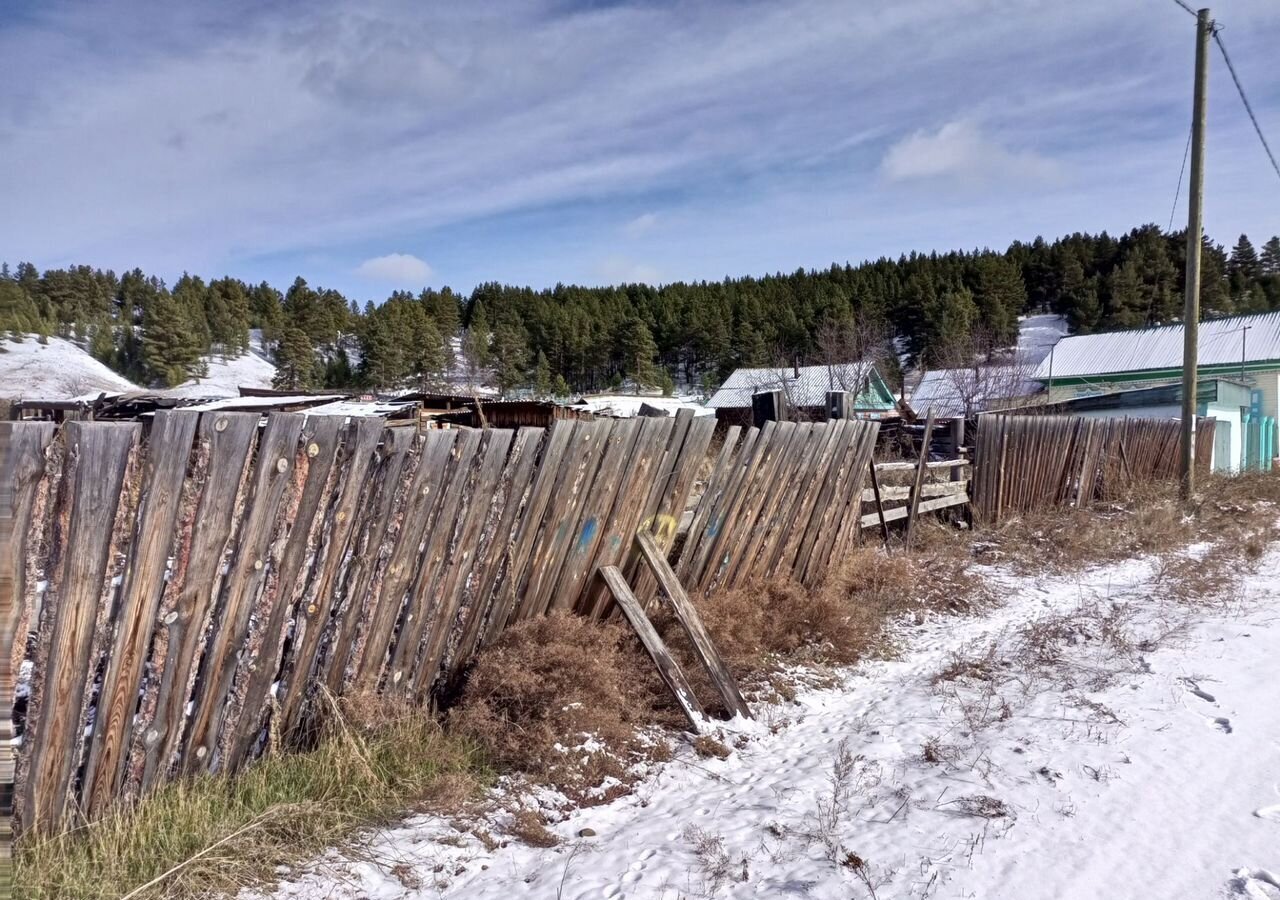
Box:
1016, 313, 1068, 366
0, 334, 138, 398
253, 540, 1280, 900
574, 393, 711, 418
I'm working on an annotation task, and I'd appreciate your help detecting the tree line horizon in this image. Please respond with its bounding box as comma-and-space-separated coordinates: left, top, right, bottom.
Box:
2, 224, 1278, 396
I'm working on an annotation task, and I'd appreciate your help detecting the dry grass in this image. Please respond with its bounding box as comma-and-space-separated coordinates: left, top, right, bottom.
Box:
16, 695, 485, 900
449, 612, 665, 802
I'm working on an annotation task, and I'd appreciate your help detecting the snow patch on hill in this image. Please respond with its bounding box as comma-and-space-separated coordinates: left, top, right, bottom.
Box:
168, 330, 277, 398
0, 334, 138, 399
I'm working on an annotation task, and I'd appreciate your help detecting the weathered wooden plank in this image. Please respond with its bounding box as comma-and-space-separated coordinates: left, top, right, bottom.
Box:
315, 426, 416, 697
712, 420, 801, 589
23, 421, 139, 831
731, 421, 821, 586
673, 426, 743, 583
180, 412, 305, 775
579, 418, 676, 618
768, 420, 849, 577
136, 412, 259, 793
688, 422, 774, 594
223, 415, 345, 769
515, 420, 610, 621
903, 412, 937, 550
783, 421, 857, 575
354, 429, 462, 694
635, 532, 750, 720
80, 411, 200, 816
275, 416, 385, 737
445, 426, 545, 681
597, 565, 703, 733
859, 481, 969, 502
547, 419, 641, 614
405, 428, 511, 697
0, 422, 56, 834
481, 421, 575, 646
859, 491, 969, 527
804, 421, 879, 582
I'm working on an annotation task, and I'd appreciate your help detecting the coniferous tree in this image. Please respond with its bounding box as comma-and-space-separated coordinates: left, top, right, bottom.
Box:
273, 326, 317, 390
490, 310, 529, 394
616, 316, 659, 391
142, 287, 205, 387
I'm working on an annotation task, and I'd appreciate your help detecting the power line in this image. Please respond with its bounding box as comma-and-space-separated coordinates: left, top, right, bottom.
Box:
1168, 0, 1197, 17
1168, 125, 1192, 232
1212, 27, 1280, 185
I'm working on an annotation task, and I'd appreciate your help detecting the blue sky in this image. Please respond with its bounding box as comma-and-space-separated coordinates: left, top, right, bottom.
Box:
2, 0, 1278, 304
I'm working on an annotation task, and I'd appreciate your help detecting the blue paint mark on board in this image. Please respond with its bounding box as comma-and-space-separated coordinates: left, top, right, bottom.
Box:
578, 517, 598, 551
707, 514, 722, 539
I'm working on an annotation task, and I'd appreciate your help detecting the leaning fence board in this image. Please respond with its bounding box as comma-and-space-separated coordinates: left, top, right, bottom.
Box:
180, 413, 305, 775
315, 426, 416, 698
23, 421, 139, 831
224, 414, 345, 770
597, 565, 703, 733
357, 429, 462, 694
136, 412, 259, 793
635, 533, 751, 719
275, 416, 385, 737
81, 411, 200, 815
410, 428, 513, 697
1, 422, 56, 834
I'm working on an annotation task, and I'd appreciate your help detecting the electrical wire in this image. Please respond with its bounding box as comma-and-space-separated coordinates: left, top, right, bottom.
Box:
1168, 0, 1198, 17
1212, 27, 1280, 186
1168, 126, 1193, 232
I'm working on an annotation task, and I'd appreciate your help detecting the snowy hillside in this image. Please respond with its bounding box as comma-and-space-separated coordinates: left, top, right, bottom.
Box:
167, 330, 277, 398
0, 335, 138, 399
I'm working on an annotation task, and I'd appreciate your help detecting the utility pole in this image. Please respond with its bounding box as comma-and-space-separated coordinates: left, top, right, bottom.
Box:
1180, 7, 1212, 500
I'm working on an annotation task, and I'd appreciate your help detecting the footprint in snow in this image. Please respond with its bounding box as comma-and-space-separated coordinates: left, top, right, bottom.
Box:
1211, 716, 1233, 734
1180, 678, 1216, 703
1229, 867, 1280, 898
1253, 805, 1280, 822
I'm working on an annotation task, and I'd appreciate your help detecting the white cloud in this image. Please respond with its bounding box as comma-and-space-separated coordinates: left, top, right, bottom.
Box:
356, 253, 433, 284
622, 212, 659, 238
880, 120, 1060, 186
594, 256, 662, 285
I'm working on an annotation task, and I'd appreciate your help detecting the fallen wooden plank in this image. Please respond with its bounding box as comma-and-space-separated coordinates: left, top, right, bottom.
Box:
635, 532, 750, 720
598, 565, 704, 733
858, 491, 969, 527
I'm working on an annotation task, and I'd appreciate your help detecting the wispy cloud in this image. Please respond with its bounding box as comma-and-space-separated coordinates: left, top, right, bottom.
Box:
356, 253, 432, 284
881, 121, 1061, 186
622, 212, 660, 238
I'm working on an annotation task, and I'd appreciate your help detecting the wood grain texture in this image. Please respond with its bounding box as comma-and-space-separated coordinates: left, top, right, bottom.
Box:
22, 421, 139, 831
180, 412, 305, 775
0, 422, 56, 834
276, 417, 385, 736
80, 411, 199, 816
598, 565, 703, 733
224, 415, 345, 769
137, 413, 259, 791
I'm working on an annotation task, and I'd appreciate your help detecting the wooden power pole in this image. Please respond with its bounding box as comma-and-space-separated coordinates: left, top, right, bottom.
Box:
1180, 7, 1212, 499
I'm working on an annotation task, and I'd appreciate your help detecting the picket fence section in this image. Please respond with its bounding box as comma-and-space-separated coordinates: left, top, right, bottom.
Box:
971, 413, 1216, 523
2, 411, 880, 833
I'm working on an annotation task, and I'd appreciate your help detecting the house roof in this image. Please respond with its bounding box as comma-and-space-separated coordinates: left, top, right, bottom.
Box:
706, 362, 894, 409
909, 368, 1042, 419
1032, 310, 1280, 381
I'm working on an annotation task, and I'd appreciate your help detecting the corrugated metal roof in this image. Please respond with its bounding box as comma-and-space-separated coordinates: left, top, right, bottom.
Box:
706, 362, 889, 409
1032, 311, 1280, 380
908, 368, 1041, 419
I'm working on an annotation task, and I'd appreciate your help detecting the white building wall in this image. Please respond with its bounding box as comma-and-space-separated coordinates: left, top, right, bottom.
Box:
1068, 403, 1241, 473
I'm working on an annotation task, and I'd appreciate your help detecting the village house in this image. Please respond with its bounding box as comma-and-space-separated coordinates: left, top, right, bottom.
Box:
705, 361, 897, 426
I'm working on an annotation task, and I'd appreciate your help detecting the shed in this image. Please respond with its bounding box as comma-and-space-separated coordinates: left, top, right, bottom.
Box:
706, 362, 897, 426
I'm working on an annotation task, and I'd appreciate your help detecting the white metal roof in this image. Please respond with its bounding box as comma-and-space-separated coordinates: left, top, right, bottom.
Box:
1032, 311, 1280, 380
909, 368, 1041, 419
705, 362, 880, 409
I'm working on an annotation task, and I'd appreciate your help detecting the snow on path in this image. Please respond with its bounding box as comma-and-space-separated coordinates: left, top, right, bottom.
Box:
259, 550, 1280, 900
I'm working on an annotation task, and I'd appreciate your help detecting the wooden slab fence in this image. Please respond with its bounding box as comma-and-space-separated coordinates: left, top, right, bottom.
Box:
5, 411, 880, 832
972, 413, 1217, 523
